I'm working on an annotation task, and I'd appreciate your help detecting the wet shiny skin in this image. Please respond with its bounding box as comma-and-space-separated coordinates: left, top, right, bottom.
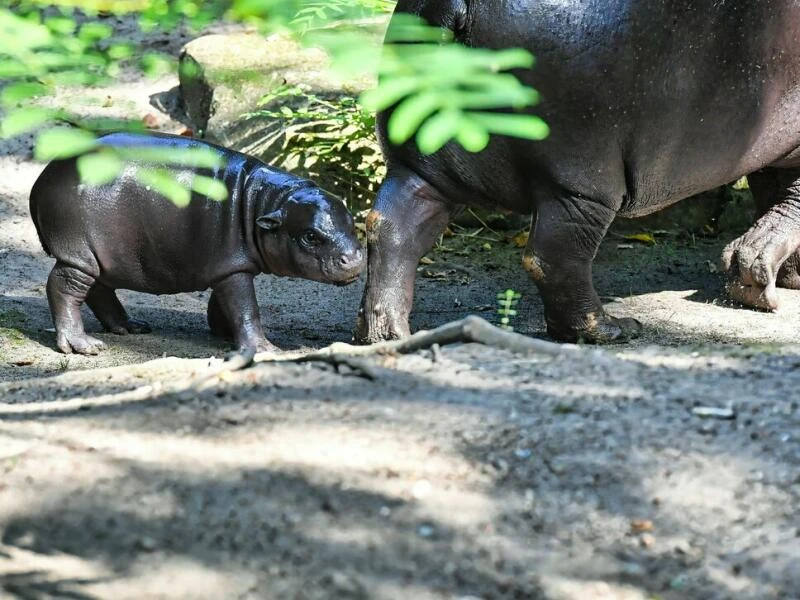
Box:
30, 133, 364, 353
357, 0, 800, 344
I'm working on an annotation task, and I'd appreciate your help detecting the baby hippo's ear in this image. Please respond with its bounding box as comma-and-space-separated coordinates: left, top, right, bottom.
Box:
256, 210, 284, 231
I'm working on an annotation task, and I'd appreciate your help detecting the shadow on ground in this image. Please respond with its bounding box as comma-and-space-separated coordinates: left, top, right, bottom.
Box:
1, 342, 798, 599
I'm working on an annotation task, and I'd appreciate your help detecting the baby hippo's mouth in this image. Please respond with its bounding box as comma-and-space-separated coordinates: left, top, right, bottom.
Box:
334, 273, 361, 286
327, 247, 364, 286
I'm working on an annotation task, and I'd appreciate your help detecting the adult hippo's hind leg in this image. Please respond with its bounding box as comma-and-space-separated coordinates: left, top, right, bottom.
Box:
354, 167, 458, 344
722, 168, 800, 310
47, 261, 106, 354
524, 190, 641, 343
86, 283, 151, 335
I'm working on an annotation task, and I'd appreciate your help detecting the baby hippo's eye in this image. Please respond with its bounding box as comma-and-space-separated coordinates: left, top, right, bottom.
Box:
301, 229, 322, 247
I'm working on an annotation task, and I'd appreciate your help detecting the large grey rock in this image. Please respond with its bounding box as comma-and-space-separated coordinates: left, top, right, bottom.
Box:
177, 30, 384, 209
178, 31, 374, 147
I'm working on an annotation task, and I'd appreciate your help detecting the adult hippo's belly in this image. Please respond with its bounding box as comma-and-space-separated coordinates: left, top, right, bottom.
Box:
355, 0, 800, 344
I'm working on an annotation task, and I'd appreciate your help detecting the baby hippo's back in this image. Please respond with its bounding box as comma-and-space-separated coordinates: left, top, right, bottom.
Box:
30, 134, 256, 294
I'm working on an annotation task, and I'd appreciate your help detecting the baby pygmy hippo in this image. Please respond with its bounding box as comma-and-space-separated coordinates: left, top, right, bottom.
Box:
29, 132, 364, 354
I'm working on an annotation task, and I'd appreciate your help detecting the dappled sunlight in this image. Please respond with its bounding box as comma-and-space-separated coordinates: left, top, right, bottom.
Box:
0, 543, 111, 596
0, 544, 259, 600
538, 575, 650, 600
0, 432, 131, 519
609, 289, 800, 345
615, 349, 751, 371
641, 453, 747, 520
0, 157, 43, 201
0, 418, 480, 492
88, 556, 258, 599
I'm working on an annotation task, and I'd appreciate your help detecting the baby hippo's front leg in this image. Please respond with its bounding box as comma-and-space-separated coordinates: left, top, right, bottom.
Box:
211, 272, 277, 353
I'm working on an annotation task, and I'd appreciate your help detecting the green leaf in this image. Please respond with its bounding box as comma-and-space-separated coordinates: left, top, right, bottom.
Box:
44, 16, 76, 36
359, 76, 421, 113
486, 48, 536, 72
78, 22, 112, 42
384, 13, 454, 44
34, 128, 97, 161
135, 168, 192, 208
113, 146, 225, 170
416, 109, 460, 155
141, 52, 174, 78
191, 175, 228, 201
108, 43, 134, 60
76, 152, 123, 186
470, 112, 550, 141
0, 60, 30, 78
0, 107, 55, 138
455, 118, 491, 152
387, 92, 441, 145
0, 82, 49, 106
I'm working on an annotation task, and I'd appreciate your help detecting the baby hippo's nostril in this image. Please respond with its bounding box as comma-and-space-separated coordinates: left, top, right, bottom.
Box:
340, 248, 364, 268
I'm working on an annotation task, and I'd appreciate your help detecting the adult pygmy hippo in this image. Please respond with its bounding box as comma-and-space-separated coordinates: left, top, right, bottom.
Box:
30, 133, 364, 354
356, 0, 800, 344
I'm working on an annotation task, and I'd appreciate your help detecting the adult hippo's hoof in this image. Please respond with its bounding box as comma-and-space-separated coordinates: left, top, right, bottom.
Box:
547, 313, 642, 344
721, 207, 800, 311
353, 305, 410, 345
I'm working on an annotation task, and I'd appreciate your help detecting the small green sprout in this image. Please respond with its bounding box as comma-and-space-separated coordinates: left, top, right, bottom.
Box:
496, 289, 521, 331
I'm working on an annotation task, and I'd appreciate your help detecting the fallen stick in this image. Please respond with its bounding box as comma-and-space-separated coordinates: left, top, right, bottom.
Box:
253, 315, 574, 373
0, 318, 574, 416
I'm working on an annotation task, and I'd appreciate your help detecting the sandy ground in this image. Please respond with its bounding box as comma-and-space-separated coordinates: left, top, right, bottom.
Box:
1, 16, 799, 600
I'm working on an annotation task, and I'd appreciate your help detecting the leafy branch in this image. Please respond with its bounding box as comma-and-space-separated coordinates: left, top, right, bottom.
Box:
0, 1, 550, 206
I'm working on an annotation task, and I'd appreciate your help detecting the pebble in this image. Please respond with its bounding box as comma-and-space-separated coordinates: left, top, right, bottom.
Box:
136, 536, 157, 551
417, 524, 435, 538
411, 479, 432, 500
692, 406, 736, 420
514, 448, 532, 459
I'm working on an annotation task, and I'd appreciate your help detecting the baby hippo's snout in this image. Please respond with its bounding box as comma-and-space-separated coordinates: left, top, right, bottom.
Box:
340, 247, 364, 271
332, 245, 365, 285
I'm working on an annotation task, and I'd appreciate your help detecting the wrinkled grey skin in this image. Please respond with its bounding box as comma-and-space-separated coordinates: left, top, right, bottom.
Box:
356, 0, 800, 344
30, 133, 364, 354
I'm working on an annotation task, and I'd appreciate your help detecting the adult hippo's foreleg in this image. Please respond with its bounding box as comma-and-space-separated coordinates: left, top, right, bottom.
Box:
355, 168, 459, 344
722, 168, 800, 310
524, 190, 641, 343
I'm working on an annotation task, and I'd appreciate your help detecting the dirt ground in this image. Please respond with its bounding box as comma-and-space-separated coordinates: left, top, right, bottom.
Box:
1, 16, 799, 600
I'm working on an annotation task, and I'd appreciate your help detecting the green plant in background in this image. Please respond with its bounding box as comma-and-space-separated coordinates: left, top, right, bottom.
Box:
291, 0, 395, 33
0, 0, 549, 205
244, 85, 385, 208
496, 289, 521, 331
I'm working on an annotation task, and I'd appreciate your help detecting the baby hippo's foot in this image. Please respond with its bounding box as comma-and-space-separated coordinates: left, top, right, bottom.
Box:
107, 318, 152, 335
57, 331, 106, 355
547, 311, 642, 344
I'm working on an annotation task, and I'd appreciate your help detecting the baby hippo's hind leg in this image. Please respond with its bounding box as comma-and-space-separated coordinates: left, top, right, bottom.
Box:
47, 262, 106, 354
86, 283, 151, 335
